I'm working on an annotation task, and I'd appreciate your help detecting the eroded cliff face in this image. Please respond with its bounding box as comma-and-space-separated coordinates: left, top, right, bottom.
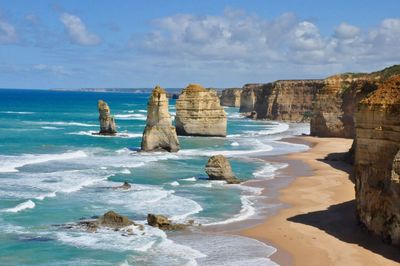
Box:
141, 86, 180, 152
354, 75, 400, 244
220, 88, 241, 107
239, 84, 264, 113
175, 84, 227, 137
253, 80, 324, 122
98, 100, 117, 135
311, 65, 400, 138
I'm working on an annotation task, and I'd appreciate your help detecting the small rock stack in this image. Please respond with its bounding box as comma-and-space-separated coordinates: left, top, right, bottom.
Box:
98, 100, 117, 135
205, 155, 240, 184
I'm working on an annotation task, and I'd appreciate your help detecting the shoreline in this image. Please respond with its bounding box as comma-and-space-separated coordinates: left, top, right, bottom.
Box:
238, 136, 400, 265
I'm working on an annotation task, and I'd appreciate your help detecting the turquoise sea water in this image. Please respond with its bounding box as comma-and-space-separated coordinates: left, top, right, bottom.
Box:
0, 89, 309, 265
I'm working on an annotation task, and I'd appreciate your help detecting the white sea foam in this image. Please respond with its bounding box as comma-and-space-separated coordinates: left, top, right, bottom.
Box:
2, 200, 35, 213
41, 126, 62, 130
67, 131, 141, 138
244, 122, 289, 136
170, 181, 180, 186
181, 177, 196, 182
28, 121, 97, 127
114, 114, 146, 120
1, 111, 35, 114
120, 169, 131, 174
177, 143, 273, 157
0, 150, 88, 173
204, 195, 256, 226
230, 141, 240, 146
253, 162, 288, 179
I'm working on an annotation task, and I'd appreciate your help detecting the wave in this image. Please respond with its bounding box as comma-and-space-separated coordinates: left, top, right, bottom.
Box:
203, 195, 256, 226
1, 111, 35, 114
28, 121, 97, 127
253, 162, 288, 179
170, 181, 180, 186
2, 200, 35, 213
114, 114, 146, 120
41, 126, 63, 130
230, 141, 240, 146
244, 122, 289, 136
0, 150, 88, 173
177, 143, 273, 157
67, 131, 142, 138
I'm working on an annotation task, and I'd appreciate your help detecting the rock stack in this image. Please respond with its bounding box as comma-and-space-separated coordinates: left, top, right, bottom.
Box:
98, 100, 117, 135
175, 84, 227, 137
205, 155, 240, 184
354, 75, 400, 244
141, 86, 180, 152
220, 88, 241, 107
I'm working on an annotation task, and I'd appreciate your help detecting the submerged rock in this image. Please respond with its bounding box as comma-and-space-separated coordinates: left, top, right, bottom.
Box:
141, 86, 180, 152
175, 84, 227, 137
112, 181, 131, 190
205, 155, 240, 184
78, 211, 137, 232
147, 214, 187, 231
97, 100, 117, 135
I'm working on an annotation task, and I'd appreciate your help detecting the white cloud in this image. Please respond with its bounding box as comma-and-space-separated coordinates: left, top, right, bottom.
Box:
0, 18, 17, 44
33, 64, 70, 75
138, 10, 400, 67
60, 13, 101, 45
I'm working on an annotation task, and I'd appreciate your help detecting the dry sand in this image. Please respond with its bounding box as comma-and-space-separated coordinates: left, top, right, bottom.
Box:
240, 136, 400, 266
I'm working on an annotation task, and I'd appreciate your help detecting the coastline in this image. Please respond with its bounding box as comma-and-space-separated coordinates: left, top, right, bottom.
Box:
239, 136, 400, 265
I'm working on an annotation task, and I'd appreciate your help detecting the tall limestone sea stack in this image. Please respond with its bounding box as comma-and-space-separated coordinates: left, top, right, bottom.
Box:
141, 86, 180, 152
354, 75, 400, 244
97, 100, 117, 135
175, 84, 227, 137
220, 88, 241, 107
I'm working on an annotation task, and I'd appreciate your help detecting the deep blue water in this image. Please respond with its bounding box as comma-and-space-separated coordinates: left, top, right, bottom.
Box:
0, 89, 309, 265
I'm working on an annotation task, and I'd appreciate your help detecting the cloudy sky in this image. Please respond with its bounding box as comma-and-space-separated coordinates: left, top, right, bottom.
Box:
0, 0, 399, 88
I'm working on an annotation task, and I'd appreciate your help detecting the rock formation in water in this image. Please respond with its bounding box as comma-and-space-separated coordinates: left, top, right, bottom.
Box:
311, 65, 400, 138
78, 211, 139, 232
147, 214, 187, 230
354, 75, 400, 244
205, 155, 240, 184
220, 88, 241, 107
98, 100, 117, 135
112, 181, 131, 190
141, 86, 180, 152
175, 84, 227, 137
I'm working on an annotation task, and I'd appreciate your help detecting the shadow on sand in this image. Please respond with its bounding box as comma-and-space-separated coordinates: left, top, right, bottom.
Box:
288, 151, 400, 262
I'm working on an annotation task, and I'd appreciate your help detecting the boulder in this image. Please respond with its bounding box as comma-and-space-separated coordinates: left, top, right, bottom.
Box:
175, 84, 227, 137
78, 211, 137, 232
112, 181, 131, 190
141, 86, 180, 152
205, 155, 240, 184
97, 100, 117, 135
147, 214, 186, 230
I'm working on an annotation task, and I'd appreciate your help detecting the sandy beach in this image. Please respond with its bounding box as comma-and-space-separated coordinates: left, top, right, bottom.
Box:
240, 136, 400, 266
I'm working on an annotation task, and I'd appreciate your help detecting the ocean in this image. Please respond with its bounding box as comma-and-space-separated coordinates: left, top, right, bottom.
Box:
0, 89, 309, 265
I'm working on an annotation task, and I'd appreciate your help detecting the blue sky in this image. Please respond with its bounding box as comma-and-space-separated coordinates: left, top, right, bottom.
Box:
0, 0, 399, 88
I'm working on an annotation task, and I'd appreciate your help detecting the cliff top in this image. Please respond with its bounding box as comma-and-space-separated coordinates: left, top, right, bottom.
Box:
361, 75, 400, 106
327, 65, 400, 81
152, 85, 166, 95
183, 83, 207, 92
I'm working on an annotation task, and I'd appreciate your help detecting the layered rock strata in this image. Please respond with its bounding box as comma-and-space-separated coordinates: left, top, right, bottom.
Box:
141, 86, 180, 152
175, 84, 227, 137
311, 65, 400, 138
354, 75, 400, 244
205, 155, 240, 184
220, 88, 241, 107
239, 84, 264, 113
98, 100, 117, 135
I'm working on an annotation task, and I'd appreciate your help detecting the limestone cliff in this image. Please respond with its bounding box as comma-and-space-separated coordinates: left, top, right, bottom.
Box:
311, 65, 400, 138
253, 80, 324, 122
354, 75, 400, 244
175, 84, 227, 137
220, 88, 241, 107
98, 100, 117, 135
141, 86, 180, 152
239, 84, 264, 113
205, 155, 240, 184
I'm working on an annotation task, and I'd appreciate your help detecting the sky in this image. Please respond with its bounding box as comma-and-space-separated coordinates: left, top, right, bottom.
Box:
0, 0, 399, 89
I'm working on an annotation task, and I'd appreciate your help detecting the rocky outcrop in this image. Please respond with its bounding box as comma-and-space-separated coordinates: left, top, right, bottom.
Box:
112, 181, 131, 190
354, 75, 400, 244
147, 214, 188, 230
239, 84, 264, 113
205, 155, 240, 184
311, 65, 400, 138
97, 100, 117, 135
141, 86, 180, 152
79, 211, 137, 232
175, 84, 227, 137
220, 88, 241, 107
